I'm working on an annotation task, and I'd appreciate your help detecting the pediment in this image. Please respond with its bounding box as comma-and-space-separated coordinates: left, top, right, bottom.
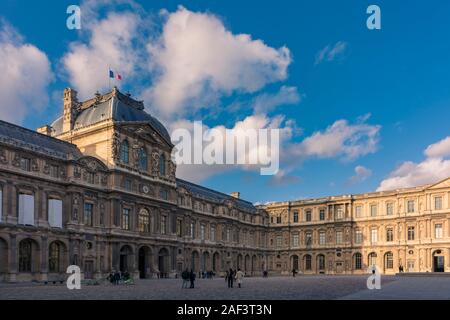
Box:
77, 156, 108, 172
120, 123, 171, 148
426, 177, 450, 190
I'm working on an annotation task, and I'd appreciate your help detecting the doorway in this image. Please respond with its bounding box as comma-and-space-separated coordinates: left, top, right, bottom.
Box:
433, 255, 445, 272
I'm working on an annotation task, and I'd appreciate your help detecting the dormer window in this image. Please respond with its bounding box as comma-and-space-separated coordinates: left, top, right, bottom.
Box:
120, 140, 129, 164
159, 153, 166, 176
139, 147, 147, 171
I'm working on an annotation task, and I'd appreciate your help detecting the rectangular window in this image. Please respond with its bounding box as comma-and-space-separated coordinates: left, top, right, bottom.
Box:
408, 226, 415, 241
122, 208, 130, 230
407, 200, 415, 213
435, 197, 443, 210
176, 220, 182, 237
319, 209, 325, 221
335, 207, 344, 220
293, 234, 299, 247
210, 225, 216, 242
371, 229, 378, 244
84, 203, 93, 226
305, 233, 312, 246
18, 193, 34, 225
435, 224, 443, 239
160, 215, 166, 234
226, 228, 230, 242
20, 158, 30, 171
190, 222, 195, 238
293, 211, 299, 223
200, 224, 205, 240
386, 203, 394, 216
50, 165, 59, 178
276, 216, 282, 224
355, 206, 362, 218
48, 199, 63, 228
276, 235, 282, 248
87, 172, 95, 184
336, 231, 343, 245
160, 189, 168, 200
306, 210, 312, 222
355, 230, 363, 244
386, 228, 394, 242
124, 179, 132, 190
319, 232, 326, 245
370, 205, 377, 217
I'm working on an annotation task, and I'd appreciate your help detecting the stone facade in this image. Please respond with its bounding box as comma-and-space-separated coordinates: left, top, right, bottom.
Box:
0, 87, 449, 283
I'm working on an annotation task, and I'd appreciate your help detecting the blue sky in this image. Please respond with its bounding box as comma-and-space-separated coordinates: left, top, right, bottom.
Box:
1, 0, 450, 203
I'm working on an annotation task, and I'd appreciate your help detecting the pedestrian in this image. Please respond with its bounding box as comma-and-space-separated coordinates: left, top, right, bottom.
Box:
189, 269, 196, 288
235, 268, 244, 288
292, 268, 297, 277
227, 268, 234, 288
182, 268, 189, 288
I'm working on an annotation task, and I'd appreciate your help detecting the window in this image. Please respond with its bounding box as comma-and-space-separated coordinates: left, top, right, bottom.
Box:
19, 239, 32, 272
139, 147, 148, 171
368, 252, 377, 266
120, 140, 129, 164
190, 222, 195, 238
318, 255, 325, 270
49, 242, 61, 273
48, 199, 62, 228
319, 209, 325, 221
386, 202, 394, 216
276, 235, 282, 248
355, 230, 363, 244
370, 205, 377, 217
160, 215, 167, 235
305, 232, 312, 246
386, 228, 394, 242
355, 206, 362, 218
435, 197, 443, 210
226, 228, 230, 242
319, 232, 326, 245
200, 224, 205, 240
371, 228, 378, 244
335, 207, 344, 220
276, 216, 281, 224
124, 179, 132, 191
159, 154, 166, 176
435, 224, 443, 239
50, 165, 59, 178
138, 209, 150, 233
20, 157, 30, 171
87, 172, 95, 184
407, 200, 415, 213
18, 193, 34, 226
306, 210, 312, 222
84, 203, 93, 226
293, 234, 299, 247
354, 253, 362, 270
160, 189, 168, 200
407, 226, 415, 241
304, 255, 312, 270
210, 225, 216, 241
176, 219, 183, 237
122, 208, 130, 230
293, 211, 299, 223
385, 252, 393, 269
336, 231, 343, 245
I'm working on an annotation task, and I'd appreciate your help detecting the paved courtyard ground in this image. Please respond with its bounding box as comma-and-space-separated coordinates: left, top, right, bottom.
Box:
0, 275, 449, 300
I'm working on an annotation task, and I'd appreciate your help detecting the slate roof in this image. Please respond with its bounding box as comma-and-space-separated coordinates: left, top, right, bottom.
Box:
177, 178, 257, 213
0, 120, 82, 160
51, 89, 171, 145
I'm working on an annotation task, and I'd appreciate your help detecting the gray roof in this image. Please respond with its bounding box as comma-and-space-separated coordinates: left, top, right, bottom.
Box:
52, 89, 171, 145
0, 120, 82, 160
177, 179, 257, 213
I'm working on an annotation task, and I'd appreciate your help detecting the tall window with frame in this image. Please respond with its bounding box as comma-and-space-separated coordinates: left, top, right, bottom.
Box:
84, 203, 93, 226
49, 242, 61, 273
305, 232, 312, 246
371, 228, 378, 244
306, 210, 312, 222
293, 234, 299, 247
355, 230, 363, 244
336, 231, 343, 245
370, 204, 377, 217
276, 235, 282, 248
160, 215, 167, 235
355, 205, 362, 218
335, 207, 344, 220
138, 209, 150, 233
386, 228, 394, 242
293, 211, 299, 223
138, 147, 148, 171
191, 222, 195, 239
407, 200, 415, 213
435, 196, 443, 210
210, 225, 216, 242
20, 157, 31, 171
305, 255, 312, 271
122, 208, 130, 230
435, 224, 443, 239
319, 231, 326, 245
159, 153, 166, 176
200, 224, 205, 240
407, 226, 415, 241
354, 253, 362, 270
319, 209, 325, 221
120, 140, 129, 164
386, 202, 394, 216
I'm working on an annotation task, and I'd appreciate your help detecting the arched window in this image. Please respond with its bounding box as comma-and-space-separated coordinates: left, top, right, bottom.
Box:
317, 254, 325, 270
120, 140, 129, 164
384, 252, 393, 269
354, 252, 362, 270
304, 254, 312, 271
139, 147, 147, 171
159, 153, 166, 176
19, 239, 32, 272
49, 242, 61, 273
368, 252, 377, 267
138, 209, 150, 233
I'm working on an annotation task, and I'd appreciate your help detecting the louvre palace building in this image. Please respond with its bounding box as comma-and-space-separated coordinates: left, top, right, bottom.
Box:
0, 87, 449, 282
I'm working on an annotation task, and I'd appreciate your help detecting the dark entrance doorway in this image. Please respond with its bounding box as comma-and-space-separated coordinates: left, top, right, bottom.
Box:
433, 255, 445, 272
138, 247, 147, 279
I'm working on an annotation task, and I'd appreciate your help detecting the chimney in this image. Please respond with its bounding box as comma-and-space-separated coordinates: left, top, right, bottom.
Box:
63, 88, 78, 133
37, 125, 53, 136
230, 192, 240, 199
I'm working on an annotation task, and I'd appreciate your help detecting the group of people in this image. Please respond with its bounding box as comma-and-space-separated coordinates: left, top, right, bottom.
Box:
225, 268, 245, 288
181, 269, 197, 288
107, 270, 132, 285
181, 268, 245, 289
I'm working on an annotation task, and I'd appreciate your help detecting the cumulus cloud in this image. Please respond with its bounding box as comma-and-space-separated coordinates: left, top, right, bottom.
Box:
252, 86, 301, 115
377, 136, 450, 191
315, 41, 348, 65
348, 165, 372, 185
144, 6, 292, 118
0, 20, 52, 124
293, 115, 380, 161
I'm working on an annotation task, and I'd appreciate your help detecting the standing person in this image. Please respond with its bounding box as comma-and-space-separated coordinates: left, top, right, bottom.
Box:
292, 269, 297, 277
181, 269, 189, 288
189, 269, 196, 289
227, 268, 234, 288
225, 270, 229, 284
235, 268, 244, 288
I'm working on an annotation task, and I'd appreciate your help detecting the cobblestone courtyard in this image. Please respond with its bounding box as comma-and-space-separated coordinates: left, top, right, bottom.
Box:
1, 275, 449, 300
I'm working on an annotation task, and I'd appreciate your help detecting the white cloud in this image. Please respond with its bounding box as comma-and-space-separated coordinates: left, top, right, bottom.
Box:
294, 116, 380, 161
377, 136, 450, 191
315, 41, 348, 65
62, 11, 144, 99
0, 20, 53, 124
252, 86, 301, 115
144, 6, 292, 118
348, 165, 372, 185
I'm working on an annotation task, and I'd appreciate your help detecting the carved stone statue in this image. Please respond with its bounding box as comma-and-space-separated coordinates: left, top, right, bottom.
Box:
31, 159, 39, 171
12, 153, 20, 167
151, 151, 160, 176
0, 149, 8, 164
111, 132, 121, 160
168, 160, 176, 179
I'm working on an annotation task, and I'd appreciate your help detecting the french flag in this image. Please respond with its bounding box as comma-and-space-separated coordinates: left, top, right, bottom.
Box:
109, 69, 122, 80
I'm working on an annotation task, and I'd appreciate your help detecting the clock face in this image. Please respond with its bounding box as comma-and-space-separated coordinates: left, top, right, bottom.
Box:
142, 185, 149, 194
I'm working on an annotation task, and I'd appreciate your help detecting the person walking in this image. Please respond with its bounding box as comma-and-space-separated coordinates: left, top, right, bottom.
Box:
189, 269, 196, 289
181, 269, 189, 288
235, 268, 244, 288
227, 268, 234, 288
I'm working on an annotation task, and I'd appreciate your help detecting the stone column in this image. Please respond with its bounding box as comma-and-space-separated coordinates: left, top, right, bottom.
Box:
8, 234, 17, 282
40, 236, 48, 281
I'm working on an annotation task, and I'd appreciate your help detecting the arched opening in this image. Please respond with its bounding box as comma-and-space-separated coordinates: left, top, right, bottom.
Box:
317, 254, 325, 273
138, 209, 150, 233
212, 252, 220, 272
18, 238, 40, 274
138, 246, 152, 279
191, 251, 199, 272
433, 250, 445, 272
119, 245, 133, 273
237, 254, 243, 269
251, 255, 257, 274
0, 237, 8, 280
244, 255, 250, 272
304, 254, 312, 271
291, 255, 299, 271
158, 248, 170, 277
368, 252, 377, 267
201, 251, 210, 272
48, 241, 67, 273
353, 252, 363, 270
384, 252, 394, 272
